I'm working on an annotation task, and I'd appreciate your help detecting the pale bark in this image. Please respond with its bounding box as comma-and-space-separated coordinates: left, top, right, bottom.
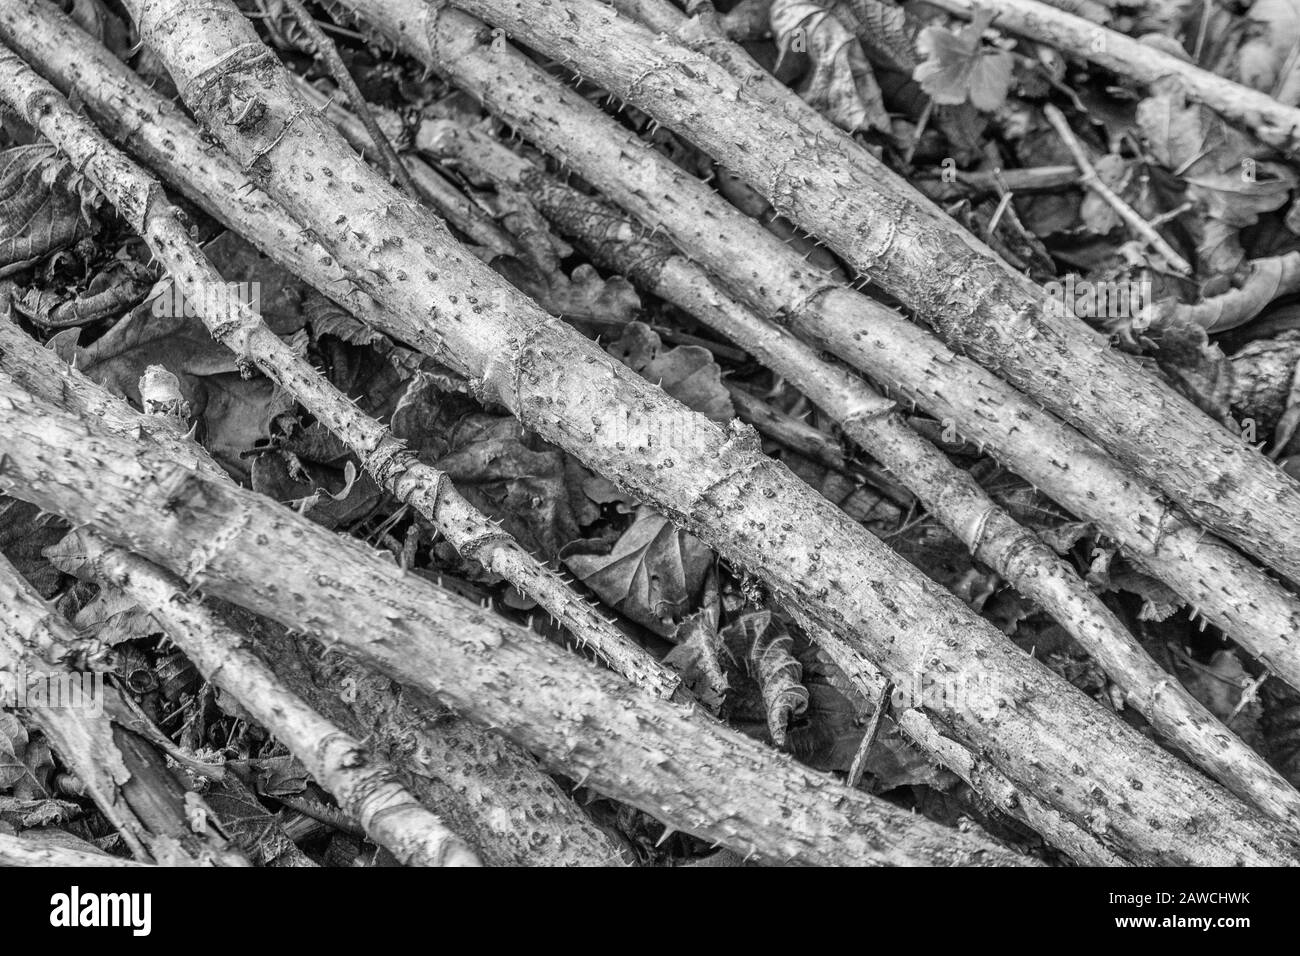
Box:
113, 0, 1300, 863
290, 75, 517, 259
335, 0, 1300, 691
0, 832, 151, 866
0, 3, 394, 331
0, 318, 229, 482
65, 532, 482, 867
0, 50, 677, 700
278, 0, 416, 196
16, 320, 1083, 862
427, 117, 1300, 831
895, 710, 1130, 867
786, 607, 1132, 866
0, 552, 247, 866
233, 610, 637, 866
926, 0, 1300, 152
0, 316, 636, 867
0, 325, 639, 868
11, 0, 1297, 702
0, 383, 1032, 866
449, 0, 1300, 589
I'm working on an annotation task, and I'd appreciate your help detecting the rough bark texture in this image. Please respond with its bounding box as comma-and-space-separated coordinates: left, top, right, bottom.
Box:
0, 313, 635, 868
12, 0, 1299, 701
448, 0, 1300, 589
8, 312, 1080, 862
0, 48, 676, 699
235, 609, 637, 866
62, 532, 482, 867
427, 117, 1300, 831
111, 0, 1300, 864
278, 0, 417, 196
289, 74, 517, 258
927, 0, 1300, 151
0, 832, 151, 866
0, 552, 247, 866
0, 316, 229, 480
786, 604, 1134, 866
0, 385, 1032, 867
334, 0, 1300, 690
895, 710, 1130, 867
0, 3, 394, 329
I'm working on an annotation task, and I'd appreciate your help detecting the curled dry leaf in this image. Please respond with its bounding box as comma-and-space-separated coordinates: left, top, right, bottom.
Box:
252, 439, 379, 529
72, 587, 161, 649
1164, 340, 1236, 424
742, 611, 809, 748
12, 256, 152, 329
791, 644, 949, 789
837, 0, 918, 73
47, 529, 165, 648
1230, 331, 1300, 435
67, 232, 311, 477
0, 799, 81, 830
0, 145, 99, 276
1105, 566, 1184, 623
1152, 252, 1300, 334
664, 606, 730, 712
195, 772, 307, 866
433, 413, 589, 560
1184, 164, 1297, 232
772, 0, 891, 132
1119, 306, 1236, 423
391, 373, 595, 558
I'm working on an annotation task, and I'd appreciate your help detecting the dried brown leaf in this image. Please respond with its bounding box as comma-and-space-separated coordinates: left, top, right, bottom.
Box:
741, 612, 809, 747
0, 145, 98, 276
772, 0, 891, 132
562, 506, 712, 636
606, 323, 734, 422
0, 714, 52, 800
664, 607, 730, 711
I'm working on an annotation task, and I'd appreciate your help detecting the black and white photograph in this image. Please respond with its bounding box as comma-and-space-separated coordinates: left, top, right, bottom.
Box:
0, 0, 1291, 926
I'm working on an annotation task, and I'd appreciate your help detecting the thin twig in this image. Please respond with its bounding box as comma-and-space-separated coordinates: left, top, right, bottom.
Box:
1042, 104, 1192, 275
846, 680, 892, 789
278, 0, 417, 197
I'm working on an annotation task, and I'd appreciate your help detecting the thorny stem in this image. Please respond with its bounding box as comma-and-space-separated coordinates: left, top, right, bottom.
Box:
338, 0, 1300, 689
450, 0, 1300, 599
427, 117, 1300, 831
0, 41, 677, 700
108, 0, 1300, 863
278, 0, 418, 197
